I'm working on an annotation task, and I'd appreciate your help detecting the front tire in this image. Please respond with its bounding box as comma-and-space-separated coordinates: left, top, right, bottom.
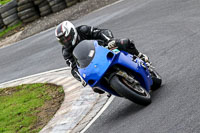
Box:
110, 76, 151, 106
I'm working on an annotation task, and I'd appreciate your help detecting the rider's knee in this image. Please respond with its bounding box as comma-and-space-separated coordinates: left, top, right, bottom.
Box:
116, 38, 131, 50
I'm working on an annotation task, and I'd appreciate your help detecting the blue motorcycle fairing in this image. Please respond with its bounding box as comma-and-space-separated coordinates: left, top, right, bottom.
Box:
78, 40, 153, 95
78, 41, 115, 86
112, 51, 153, 91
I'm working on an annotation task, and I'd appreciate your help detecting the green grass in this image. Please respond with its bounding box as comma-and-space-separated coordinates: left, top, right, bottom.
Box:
0, 0, 11, 5
0, 83, 63, 133
0, 22, 22, 38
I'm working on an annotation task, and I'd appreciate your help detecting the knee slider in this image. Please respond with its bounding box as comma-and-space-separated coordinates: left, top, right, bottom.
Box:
119, 38, 130, 45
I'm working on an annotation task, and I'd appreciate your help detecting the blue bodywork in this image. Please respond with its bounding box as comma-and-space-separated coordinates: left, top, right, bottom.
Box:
77, 40, 153, 96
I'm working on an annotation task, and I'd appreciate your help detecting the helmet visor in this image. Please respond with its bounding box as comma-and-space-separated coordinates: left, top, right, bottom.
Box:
58, 28, 75, 46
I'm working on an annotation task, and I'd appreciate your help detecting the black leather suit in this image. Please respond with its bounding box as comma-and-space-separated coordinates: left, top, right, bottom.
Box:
62, 25, 139, 81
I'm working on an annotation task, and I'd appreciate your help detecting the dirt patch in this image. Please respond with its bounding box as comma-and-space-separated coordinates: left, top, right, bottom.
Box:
31, 83, 65, 131
0, 0, 118, 48
0, 85, 21, 96
0, 31, 23, 48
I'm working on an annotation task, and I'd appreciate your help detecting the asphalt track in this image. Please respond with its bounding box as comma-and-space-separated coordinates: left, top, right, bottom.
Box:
1, 0, 200, 132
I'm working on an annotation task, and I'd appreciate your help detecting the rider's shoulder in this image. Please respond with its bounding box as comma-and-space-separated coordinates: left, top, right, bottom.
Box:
76, 25, 91, 33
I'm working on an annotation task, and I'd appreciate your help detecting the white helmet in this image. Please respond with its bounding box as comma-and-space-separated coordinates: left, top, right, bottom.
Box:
55, 21, 78, 47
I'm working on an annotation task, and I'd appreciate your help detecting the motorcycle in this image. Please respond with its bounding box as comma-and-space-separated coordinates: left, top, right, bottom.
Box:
73, 40, 162, 105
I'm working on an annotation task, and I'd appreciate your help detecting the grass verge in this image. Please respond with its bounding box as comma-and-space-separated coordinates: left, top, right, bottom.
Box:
0, 83, 64, 133
0, 22, 23, 38
0, 0, 11, 5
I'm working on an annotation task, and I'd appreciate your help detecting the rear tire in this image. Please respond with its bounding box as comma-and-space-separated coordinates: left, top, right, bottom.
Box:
110, 75, 151, 106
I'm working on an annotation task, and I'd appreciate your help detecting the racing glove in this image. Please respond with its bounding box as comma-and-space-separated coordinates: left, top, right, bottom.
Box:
138, 52, 149, 63
107, 40, 117, 49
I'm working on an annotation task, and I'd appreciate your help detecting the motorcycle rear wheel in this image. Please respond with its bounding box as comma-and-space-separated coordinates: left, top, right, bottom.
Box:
110, 75, 151, 106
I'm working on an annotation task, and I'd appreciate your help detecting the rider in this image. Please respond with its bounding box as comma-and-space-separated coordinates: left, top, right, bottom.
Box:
55, 21, 149, 93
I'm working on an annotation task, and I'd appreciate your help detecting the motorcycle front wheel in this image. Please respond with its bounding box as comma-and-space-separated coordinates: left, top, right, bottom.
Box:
110, 75, 151, 106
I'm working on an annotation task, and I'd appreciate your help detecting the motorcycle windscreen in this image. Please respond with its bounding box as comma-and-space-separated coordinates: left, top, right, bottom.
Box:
73, 40, 95, 68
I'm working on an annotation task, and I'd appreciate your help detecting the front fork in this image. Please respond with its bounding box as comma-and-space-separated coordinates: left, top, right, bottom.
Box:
115, 71, 139, 86
106, 68, 140, 89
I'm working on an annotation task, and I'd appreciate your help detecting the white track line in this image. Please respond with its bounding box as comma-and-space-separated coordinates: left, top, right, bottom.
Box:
80, 95, 115, 133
